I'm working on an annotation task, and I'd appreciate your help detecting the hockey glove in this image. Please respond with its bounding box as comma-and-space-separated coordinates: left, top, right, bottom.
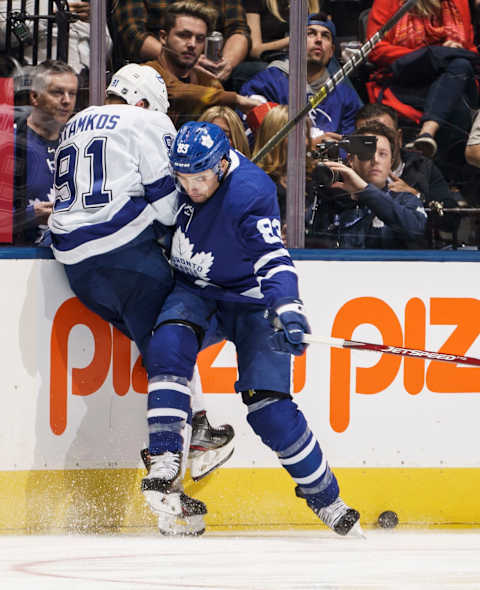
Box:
269, 298, 311, 356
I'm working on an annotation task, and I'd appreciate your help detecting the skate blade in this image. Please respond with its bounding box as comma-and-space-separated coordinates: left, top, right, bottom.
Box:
158, 513, 206, 536
189, 439, 235, 481
348, 521, 366, 539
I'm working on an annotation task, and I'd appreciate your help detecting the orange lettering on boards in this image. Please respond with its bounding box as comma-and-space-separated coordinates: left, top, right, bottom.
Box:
51, 295, 480, 437
330, 297, 402, 433
196, 341, 306, 394
50, 298, 111, 435
131, 353, 148, 394
112, 328, 131, 396
50, 297, 306, 435
426, 298, 480, 392
112, 341, 306, 394
403, 297, 426, 395
330, 297, 480, 434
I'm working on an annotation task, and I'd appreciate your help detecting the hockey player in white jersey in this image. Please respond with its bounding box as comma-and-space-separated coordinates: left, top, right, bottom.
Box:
49, 65, 234, 535
141, 120, 362, 536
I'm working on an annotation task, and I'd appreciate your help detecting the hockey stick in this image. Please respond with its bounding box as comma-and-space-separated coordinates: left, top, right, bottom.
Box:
252, 0, 420, 164
302, 334, 480, 367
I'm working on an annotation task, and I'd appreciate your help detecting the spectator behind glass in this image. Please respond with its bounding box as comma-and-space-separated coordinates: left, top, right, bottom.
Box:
0, 1, 112, 76
198, 105, 250, 156
13, 60, 78, 245
366, 0, 479, 165
243, 0, 320, 67
142, 1, 260, 128
240, 12, 363, 146
355, 103, 457, 212
308, 123, 428, 249
111, 0, 250, 83
229, 0, 321, 93
252, 104, 313, 225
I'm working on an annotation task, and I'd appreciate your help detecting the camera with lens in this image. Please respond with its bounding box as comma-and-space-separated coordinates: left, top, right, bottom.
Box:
311, 135, 377, 188
9, 12, 33, 45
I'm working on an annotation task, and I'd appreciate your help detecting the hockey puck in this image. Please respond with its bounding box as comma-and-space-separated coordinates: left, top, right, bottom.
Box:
377, 510, 399, 529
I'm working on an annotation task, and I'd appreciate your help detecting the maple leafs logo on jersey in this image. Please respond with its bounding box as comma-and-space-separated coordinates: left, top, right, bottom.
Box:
170, 227, 214, 282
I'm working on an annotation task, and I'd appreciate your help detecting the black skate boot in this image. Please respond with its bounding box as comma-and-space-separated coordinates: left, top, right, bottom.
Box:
188, 410, 235, 481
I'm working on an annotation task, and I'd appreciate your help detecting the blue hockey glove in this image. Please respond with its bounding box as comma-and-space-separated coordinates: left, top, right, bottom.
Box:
269, 299, 311, 356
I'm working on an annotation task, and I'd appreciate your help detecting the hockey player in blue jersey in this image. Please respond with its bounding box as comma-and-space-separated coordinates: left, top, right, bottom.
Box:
49, 65, 234, 535
141, 120, 362, 536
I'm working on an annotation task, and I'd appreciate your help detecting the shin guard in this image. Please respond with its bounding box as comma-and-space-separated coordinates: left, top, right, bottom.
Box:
145, 323, 199, 457
246, 397, 339, 507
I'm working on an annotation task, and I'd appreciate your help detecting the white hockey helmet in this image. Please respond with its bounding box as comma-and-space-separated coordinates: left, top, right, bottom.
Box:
106, 64, 169, 114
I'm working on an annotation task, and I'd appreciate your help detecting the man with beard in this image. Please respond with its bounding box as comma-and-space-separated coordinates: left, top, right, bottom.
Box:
142, 1, 259, 127
111, 0, 250, 82
239, 12, 362, 144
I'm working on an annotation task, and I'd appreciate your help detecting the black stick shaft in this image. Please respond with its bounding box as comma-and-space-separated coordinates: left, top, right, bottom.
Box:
252, 0, 420, 164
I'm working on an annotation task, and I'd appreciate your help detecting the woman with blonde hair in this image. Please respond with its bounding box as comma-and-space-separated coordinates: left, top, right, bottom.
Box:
198, 106, 251, 157
252, 105, 289, 181
252, 105, 313, 222
366, 0, 478, 162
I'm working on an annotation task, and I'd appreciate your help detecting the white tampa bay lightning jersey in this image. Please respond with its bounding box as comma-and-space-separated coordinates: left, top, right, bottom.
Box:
49, 104, 177, 264
170, 150, 299, 308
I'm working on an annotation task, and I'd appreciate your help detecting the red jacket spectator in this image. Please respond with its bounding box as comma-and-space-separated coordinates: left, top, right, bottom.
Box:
365, 0, 479, 164
367, 0, 477, 69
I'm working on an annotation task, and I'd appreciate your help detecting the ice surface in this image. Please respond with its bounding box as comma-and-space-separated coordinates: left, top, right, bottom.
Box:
2, 529, 480, 589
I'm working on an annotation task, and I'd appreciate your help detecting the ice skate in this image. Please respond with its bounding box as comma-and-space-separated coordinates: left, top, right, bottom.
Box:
296, 487, 364, 537
188, 410, 235, 481
315, 497, 364, 537
154, 491, 207, 536
141, 451, 207, 535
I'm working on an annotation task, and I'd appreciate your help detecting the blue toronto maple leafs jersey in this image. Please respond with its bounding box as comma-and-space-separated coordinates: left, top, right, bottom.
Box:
23, 127, 58, 244
169, 150, 299, 308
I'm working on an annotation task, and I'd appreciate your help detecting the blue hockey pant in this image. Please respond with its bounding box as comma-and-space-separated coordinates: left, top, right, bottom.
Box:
64, 232, 173, 359
144, 283, 339, 507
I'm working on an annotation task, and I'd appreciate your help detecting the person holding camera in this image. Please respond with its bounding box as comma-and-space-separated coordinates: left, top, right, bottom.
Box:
140, 1, 260, 128
308, 122, 428, 249
355, 103, 461, 243
355, 103, 455, 209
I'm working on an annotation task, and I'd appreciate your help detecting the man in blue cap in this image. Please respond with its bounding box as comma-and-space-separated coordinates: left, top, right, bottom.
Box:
239, 12, 363, 144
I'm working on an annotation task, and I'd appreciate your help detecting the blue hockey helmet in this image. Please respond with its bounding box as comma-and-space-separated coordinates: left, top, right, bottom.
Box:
169, 121, 231, 180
